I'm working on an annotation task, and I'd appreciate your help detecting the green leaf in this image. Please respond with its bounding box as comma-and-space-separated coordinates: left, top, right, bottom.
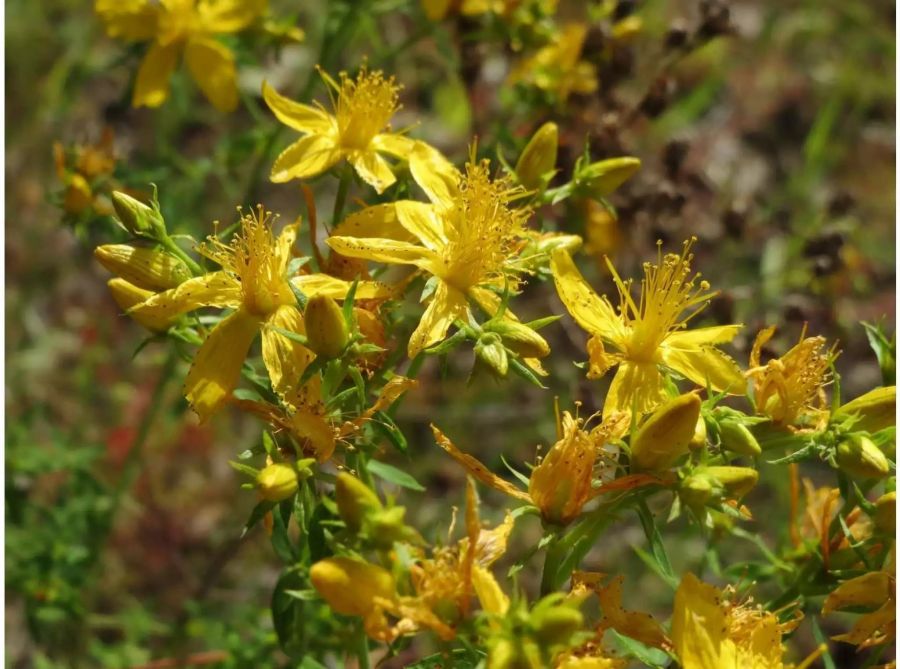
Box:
228, 460, 260, 479
404, 648, 486, 669
635, 501, 678, 588
810, 617, 837, 669
242, 500, 276, 538
272, 326, 308, 345
372, 412, 409, 454
509, 357, 546, 388
607, 629, 670, 667
366, 459, 425, 491
342, 277, 359, 326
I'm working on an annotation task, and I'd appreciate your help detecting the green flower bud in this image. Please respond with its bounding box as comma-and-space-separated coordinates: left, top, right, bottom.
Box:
94, 244, 190, 291
689, 415, 707, 450
305, 295, 349, 358
515, 122, 558, 191
112, 190, 165, 236
475, 332, 509, 378
703, 466, 759, 498
310, 557, 395, 617
874, 491, 896, 534
256, 463, 299, 502
835, 386, 896, 433
483, 319, 551, 358
530, 604, 584, 647
719, 419, 762, 457
577, 157, 641, 198
335, 472, 383, 533
631, 393, 701, 471
680, 473, 714, 509
836, 434, 891, 480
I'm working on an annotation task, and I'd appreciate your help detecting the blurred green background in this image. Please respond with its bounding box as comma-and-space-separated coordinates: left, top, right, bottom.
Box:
6, 0, 894, 666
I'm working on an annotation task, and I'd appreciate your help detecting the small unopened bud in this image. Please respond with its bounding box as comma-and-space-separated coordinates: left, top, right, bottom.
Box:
835, 386, 896, 433
515, 122, 558, 191
484, 320, 550, 358
112, 190, 164, 236
874, 492, 896, 534
475, 332, 509, 378
310, 557, 395, 617
703, 466, 759, 498
95, 244, 190, 291
631, 393, 701, 471
680, 473, 714, 509
335, 472, 383, 533
305, 295, 349, 358
577, 157, 641, 199
532, 233, 582, 256
835, 434, 890, 480
719, 419, 762, 457
530, 604, 584, 647
689, 416, 707, 450
107, 278, 175, 332
64, 174, 93, 214
256, 463, 299, 502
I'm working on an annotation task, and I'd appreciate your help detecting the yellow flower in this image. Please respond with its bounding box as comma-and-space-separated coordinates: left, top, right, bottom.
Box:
550, 239, 744, 418
822, 553, 895, 650
433, 412, 657, 526
672, 573, 806, 669
262, 67, 415, 193
95, 0, 266, 112
747, 326, 838, 430
53, 129, 118, 215
508, 24, 598, 103
328, 145, 535, 357
127, 207, 389, 422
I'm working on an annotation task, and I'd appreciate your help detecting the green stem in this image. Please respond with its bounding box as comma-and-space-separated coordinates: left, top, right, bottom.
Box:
332, 165, 352, 227
355, 621, 371, 669
114, 347, 178, 497
540, 533, 566, 596
158, 233, 203, 276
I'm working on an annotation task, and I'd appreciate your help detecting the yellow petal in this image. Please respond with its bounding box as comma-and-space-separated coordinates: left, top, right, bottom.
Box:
95, 0, 158, 40
431, 424, 531, 502
271, 134, 342, 183
133, 42, 180, 108
551, 250, 626, 344
184, 309, 260, 421
326, 236, 438, 270
262, 81, 334, 134
349, 150, 396, 194
604, 361, 666, 418
666, 325, 743, 348
408, 141, 460, 207
292, 274, 398, 300
371, 132, 415, 158
672, 573, 736, 669
661, 345, 745, 394
394, 200, 446, 250
408, 282, 467, 357
183, 37, 238, 112
261, 304, 314, 398
333, 203, 414, 241
198, 0, 266, 33
749, 325, 777, 369
597, 575, 670, 651
128, 271, 241, 320
274, 222, 299, 272
472, 565, 509, 615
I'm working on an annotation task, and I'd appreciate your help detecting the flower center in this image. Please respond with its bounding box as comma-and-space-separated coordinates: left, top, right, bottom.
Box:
439, 157, 529, 292
334, 68, 400, 151
157, 0, 200, 45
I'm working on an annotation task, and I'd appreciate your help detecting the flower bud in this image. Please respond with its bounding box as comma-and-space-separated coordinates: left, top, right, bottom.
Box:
679, 473, 714, 509
515, 122, 558, 191
630, 393, 701, 471
718, 419, 762, 457
95, 244, 190, 291
475, 332, 509, 378
532, 233, 582, 256
835, 434, 891, 480
112, 190, 165, 236
530, 604, 584, 647
304, 295, 349, 359
335, 472, 383, 533
703, 466, 759, 498
64, 174, 93, 214
310, 557, 395, 617
689, 415, 707, 450
483, 319, 551, 358
256, 463, 299, 502
107, 278, 175, 332
835, 386, 896, 433
577, 157, 641, 199
874, 491, 895, 534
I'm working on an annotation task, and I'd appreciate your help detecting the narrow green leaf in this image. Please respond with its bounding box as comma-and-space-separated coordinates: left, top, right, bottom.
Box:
366, 459, 425, 491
